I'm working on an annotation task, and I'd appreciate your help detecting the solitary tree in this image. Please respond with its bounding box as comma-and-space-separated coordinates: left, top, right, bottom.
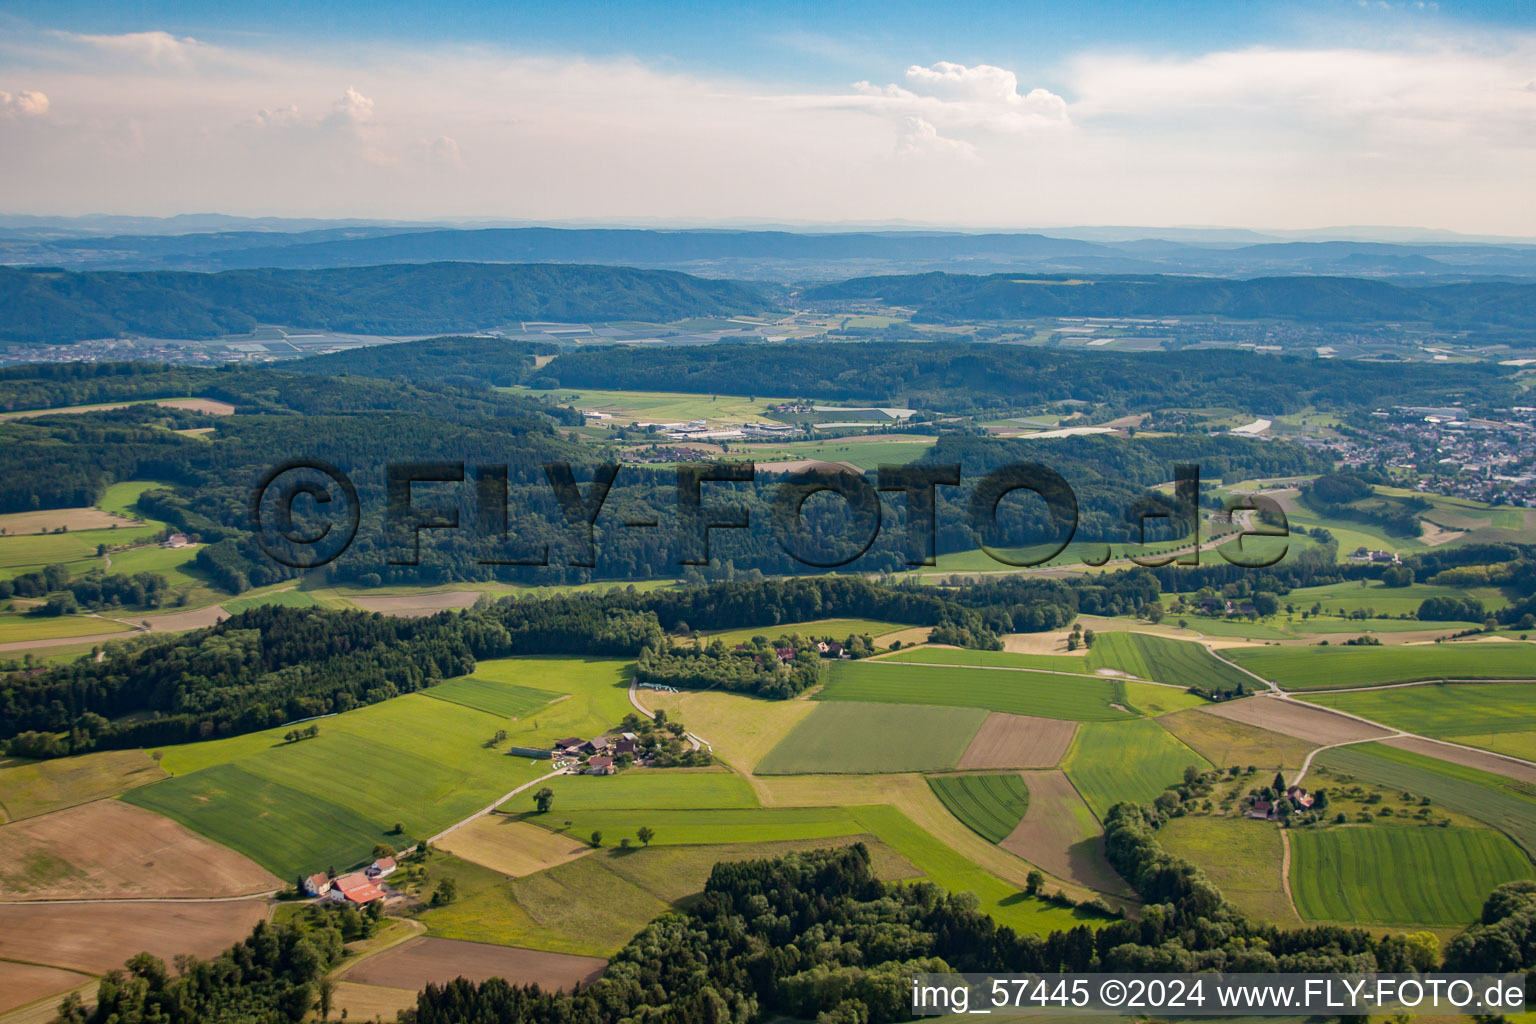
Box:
533, 787, 555, 813
1025, 870, 1044, 895
590, 830, 603, 848
637, 826, 655, 847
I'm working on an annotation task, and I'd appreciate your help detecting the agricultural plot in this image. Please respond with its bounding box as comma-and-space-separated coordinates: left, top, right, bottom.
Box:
1112, 633, 1257, 692
0, 799, 278, 899
957, 713, 1077, 769
122, 763, 401, 879
0, 613, 131, 644
504, 386, 791, 425
756, 702, 988, 774
819, 661, 1129, 721
1200, 696, 1393, 746
120, 656, 654, 876
1289, 825, 1534, 926
1302, 682, 1536, 749
1283, 581, 1509, 617
1315, 743, 1536, 856
1158, 816, 1296, 924
928, 773, 1030, 843
423, 676, 560, 718
0, 748, 166, 821
0, 525, 157, 577
1122, 682, 1212, 717
344, 936, 607, 994
0, 899, 268, 977
0, 960, 91, 1016
218, 588, 322, 614
105, 543, 205, 586
1226, 642, 1536, 690
503, 769, 757, 813
522, 806, 864, 846
998, 770, 1126, 894
1158, 709, 1318, 771
884, 647, 1095, 674
641, 687, 816, 772
1064, 719, 1212, 819
436, 818, 594, 878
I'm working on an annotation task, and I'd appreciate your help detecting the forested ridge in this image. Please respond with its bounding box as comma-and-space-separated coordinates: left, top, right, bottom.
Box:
541, 340, 1516, 415
806, 272, 1536, 328
0, 263, 767, 343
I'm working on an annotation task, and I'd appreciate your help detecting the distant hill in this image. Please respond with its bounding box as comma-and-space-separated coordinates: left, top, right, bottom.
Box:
805, 272, 1536, 327
0, 262, 768, 343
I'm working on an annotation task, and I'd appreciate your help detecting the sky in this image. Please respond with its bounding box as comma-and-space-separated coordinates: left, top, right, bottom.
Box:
3, 1, 1536, 231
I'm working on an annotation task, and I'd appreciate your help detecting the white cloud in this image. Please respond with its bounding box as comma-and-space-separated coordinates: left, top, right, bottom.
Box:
0, 89, 49, 116
2, 28, 1536, 231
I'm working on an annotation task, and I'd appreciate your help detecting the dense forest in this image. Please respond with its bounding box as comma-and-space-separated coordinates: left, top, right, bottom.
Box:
541, 340, 1516, 415
806, 272, 1536, 329
0, 263, 767, 343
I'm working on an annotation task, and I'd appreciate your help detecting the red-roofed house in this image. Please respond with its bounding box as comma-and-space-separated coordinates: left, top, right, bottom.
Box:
303, 873, 332, 897
328, 871, 384, 905
587, 755, 615, 775
366, 856, 397, 879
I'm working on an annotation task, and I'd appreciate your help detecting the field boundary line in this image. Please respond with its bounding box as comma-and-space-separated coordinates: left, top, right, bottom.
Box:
0, 891, 280, 906
1278, 828, 1298, 921
330, 919, 427, 982
851, 659, 1147, 683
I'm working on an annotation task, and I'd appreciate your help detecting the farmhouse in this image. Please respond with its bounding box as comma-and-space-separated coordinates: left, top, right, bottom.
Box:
582, 738, 613, 756
586, 755, 615, 776
613, 738, 637, 756
1285, 786, 1315, 809
366, 856, 397, 879
1246, 799, 1273, 820
327, 871, 384, 905
553, 737, 585, 754
303, 873, 332, 897
163, 532, 192, 549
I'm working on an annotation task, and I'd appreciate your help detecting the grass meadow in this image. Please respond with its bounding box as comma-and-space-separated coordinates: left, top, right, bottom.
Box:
1064, 719, 1212, 818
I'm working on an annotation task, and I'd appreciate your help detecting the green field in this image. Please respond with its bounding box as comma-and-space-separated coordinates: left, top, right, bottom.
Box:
818, 661, 1129, 721
741, 438, 937, 471
104, 543, 206, 586
1284, 581, 1510, 617
1289, 825, 1534, 925
523, 806, 865, 846
1158, 815, 1294, 923
1100, 632, 1257, 692
0, 612, 131, 643
1314, 743, 1536, 856
0, 749, 167, 822
96, 480, 176, 518
1303, 682, 1536, 746
219, 588, 323, 614
423, 676, 561, 718
756, 702, 987, 774
1122, 681, 1212, 716
503, 386, 791, 424
123, 763, 400, 879
883, 647, 1095, 674
0, 526, 159, 575
1064, 719, 1212, 818
928, 773, 1030, 844
702, 618, 907, 645
1227, 642, 1536, 690
502, 770, 758, 814
121, 656, 635, 875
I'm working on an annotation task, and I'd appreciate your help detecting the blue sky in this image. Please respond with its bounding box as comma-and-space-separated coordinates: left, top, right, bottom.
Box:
2, 1, 1535, 229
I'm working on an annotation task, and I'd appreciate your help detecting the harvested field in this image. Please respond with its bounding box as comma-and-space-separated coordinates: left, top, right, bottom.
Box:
139, 606, 228, 632
331, 982, 418, 1024
350, 591, 480, 616
0, 900, 268, 975
1159, 816, 1297, 924
957, 713, 1076, 769
641, 688, 817, 772
156, 398, 234, 415
0, 799, 280, 899
0, 749, 166, 822
1159, 709, 1318, 772
345, 936, 606, 993
0, 961, 92, 1015
1199, 695, 1394, 746
998, 771, 1127, 895
1002, 630, 1084, 656
1381, 735, 1536, 787
0, 507, 136, 534
436, 817, 594, 878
